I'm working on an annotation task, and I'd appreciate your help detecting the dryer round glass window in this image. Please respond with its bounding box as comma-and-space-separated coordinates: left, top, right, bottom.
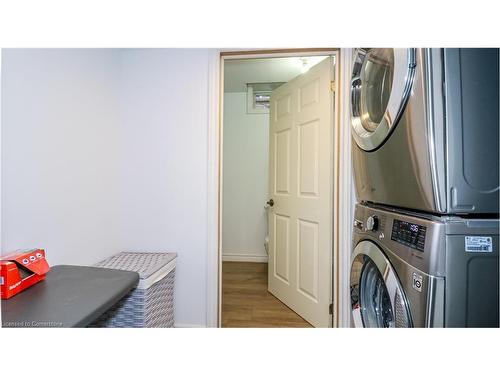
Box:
360, 48, 394, 132
351, 48, 417, 151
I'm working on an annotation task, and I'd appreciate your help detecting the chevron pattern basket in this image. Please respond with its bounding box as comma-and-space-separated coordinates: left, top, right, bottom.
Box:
90, 252, 176, 328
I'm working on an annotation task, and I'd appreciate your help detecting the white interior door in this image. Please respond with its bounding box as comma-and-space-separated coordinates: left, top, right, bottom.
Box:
268, 57, 334, 327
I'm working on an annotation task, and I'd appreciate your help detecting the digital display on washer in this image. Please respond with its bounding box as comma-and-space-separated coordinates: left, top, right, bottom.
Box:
391, 219, 426, 251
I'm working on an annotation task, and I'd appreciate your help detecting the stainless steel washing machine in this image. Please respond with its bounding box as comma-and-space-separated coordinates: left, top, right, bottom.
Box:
351, 48, 499, 214
350, 203, 499, 328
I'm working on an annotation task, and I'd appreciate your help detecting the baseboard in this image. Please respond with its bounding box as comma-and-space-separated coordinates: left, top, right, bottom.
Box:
222, 253, 268, 263
174, 323, 207, 328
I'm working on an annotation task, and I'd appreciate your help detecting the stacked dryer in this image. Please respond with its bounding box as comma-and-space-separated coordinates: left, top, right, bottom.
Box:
349, 48, 499, 327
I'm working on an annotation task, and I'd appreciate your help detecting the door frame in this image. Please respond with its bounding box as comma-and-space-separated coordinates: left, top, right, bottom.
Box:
207, 48, 353, 327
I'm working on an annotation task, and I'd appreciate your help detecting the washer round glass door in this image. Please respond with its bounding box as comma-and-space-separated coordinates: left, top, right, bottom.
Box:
350, 241, 412, 328
351, 48, 416, 151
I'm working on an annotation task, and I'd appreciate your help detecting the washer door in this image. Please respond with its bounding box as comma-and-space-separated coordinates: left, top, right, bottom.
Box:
350, 241, 412, 328
351, 48, 416, 151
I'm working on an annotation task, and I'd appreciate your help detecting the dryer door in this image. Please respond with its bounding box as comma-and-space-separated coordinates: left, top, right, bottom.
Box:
350, 241, 412, 328
351, 48, 416, 151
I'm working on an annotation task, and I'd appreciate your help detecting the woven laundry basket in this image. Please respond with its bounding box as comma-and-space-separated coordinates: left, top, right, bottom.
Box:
90, 252, 177, 328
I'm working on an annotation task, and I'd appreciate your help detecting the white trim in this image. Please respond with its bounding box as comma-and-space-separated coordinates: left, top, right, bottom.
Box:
173, 323, 207, 328
331, 52, 340, 328
222, 253, 268, 263
207, 49, 340, 330
218, 55, 226, 328
338, 48, 355, 328
206, 49, 220, 328
222, 51, 338, 61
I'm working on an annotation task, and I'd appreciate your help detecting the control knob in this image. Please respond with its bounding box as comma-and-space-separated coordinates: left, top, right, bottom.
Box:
365, 215, 379, 231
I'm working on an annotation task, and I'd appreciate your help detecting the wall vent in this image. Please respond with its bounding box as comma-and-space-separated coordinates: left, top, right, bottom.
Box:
246, 82, 284, 114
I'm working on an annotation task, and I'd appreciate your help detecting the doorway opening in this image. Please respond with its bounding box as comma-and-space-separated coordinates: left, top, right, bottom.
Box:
219, 50, 339, 327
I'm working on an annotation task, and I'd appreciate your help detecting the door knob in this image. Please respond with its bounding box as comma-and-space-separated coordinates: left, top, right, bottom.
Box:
266, 199, 274, 207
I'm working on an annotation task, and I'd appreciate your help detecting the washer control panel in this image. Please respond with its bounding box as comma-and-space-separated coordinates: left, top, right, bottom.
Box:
391, 219, 427, 251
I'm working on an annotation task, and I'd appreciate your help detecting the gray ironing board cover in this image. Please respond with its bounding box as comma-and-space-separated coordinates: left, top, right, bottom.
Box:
94, 252, 177, 279
1, 265, 139, 328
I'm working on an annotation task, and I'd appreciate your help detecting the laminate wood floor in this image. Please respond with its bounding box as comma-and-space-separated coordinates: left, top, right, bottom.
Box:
222, 262, 312, 328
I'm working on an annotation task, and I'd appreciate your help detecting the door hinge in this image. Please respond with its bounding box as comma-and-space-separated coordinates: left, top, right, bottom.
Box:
330, 80, 336, 92
329, 303, 333, 315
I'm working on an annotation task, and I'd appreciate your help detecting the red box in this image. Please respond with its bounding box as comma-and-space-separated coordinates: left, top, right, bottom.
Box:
0, 249, 50, 299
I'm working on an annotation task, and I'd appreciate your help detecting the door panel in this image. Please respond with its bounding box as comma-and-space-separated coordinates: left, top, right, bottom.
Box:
274, 213, 290, 283
298, 219, 319, 301
299, 78, 320, 108
276, 94, 292, 121
268, 57, 334, 327
275, 129, 291, 195
298, 119, 319, 197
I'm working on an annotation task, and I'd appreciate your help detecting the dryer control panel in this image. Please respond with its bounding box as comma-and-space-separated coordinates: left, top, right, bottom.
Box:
391, 219, 427, 251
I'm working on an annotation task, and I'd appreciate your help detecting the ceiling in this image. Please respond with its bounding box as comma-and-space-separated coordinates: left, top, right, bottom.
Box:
224, 56, 329, 93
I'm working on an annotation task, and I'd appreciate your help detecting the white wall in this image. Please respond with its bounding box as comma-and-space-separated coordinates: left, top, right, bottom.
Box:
222, 92, 269, 262
118, 49, 210, 327
1, 49, 125, 266
1, 48, 211, 327
0, 50, 2, 256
